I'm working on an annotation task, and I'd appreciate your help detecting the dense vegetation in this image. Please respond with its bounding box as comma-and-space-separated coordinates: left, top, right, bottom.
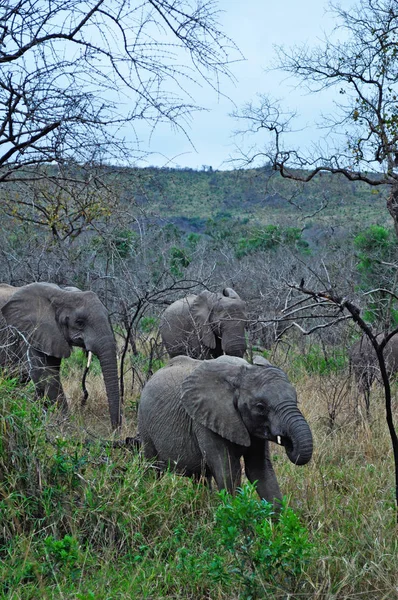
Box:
119, 166, 388, 237
3, 0, 398, 593
1, 344, 398, 599
1, 165, 398, 598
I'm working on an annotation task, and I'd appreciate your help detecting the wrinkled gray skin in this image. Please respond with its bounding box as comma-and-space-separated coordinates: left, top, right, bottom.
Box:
138, 355, 313, 504
160, 288, 247, 359
349, 333, 398, 404
0, 282, 121, 429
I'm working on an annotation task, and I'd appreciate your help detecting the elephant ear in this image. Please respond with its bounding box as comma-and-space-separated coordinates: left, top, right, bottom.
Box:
181, 359, 251, 446
253, 355, 272, 367
1, 282, 71, 358
222, 287, 240, 299
191, 291, 217, 349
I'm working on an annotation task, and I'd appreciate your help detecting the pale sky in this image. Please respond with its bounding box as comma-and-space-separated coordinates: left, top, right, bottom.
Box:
133, 0, 351, 170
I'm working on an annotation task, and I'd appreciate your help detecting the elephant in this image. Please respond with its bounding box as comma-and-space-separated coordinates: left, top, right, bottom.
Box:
160, 288, 247, 360
138, 354, 313, 504
349, 332, 398, 407
0, 282, 121, 429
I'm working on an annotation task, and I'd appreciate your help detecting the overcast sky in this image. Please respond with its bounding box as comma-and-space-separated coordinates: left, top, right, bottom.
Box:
133, 0, 353, 170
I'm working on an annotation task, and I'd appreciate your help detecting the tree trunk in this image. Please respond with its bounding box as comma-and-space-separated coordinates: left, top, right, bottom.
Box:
386, 183, 398, 238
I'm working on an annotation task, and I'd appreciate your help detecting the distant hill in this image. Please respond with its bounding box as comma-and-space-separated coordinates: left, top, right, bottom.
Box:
0, 164, 389, 252
111, 165, 389, 247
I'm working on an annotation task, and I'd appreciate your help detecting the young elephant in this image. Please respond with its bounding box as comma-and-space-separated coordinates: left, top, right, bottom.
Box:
138, 355, 313, 503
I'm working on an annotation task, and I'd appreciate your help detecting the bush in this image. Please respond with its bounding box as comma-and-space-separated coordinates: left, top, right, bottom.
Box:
169, 246, 191, 277
139, 316, 159, 333
214, 485, 313, 599
0, 381, 312, 598
61, 348, 102, 377
353, 225, 391, 253
236, 225, 310, 258
291, 344, 347, 376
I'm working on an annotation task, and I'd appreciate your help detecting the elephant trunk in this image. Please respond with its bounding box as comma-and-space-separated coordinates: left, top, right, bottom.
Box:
277, 406, 313, 466
94, 339, 122, 431
223, 343, 246, 358
221, 325, 247, 358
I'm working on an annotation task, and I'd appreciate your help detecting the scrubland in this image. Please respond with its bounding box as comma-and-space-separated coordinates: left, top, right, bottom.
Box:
1, 344, 397, 600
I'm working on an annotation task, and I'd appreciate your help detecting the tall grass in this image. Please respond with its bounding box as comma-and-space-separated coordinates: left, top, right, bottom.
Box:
1, 358, 398, 599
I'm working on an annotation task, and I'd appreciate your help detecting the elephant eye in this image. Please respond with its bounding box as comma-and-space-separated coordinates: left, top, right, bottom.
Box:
256, 402, 267, 412
75, 317, 85, 327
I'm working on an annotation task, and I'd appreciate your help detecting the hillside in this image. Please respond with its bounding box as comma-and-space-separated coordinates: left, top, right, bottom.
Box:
117, 166, 386, 223
105, 165, 390, 250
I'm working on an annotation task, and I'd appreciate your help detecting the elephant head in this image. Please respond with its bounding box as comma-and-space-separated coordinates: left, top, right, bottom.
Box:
190, 288, 247, 358
1, 282, 121, 429
181, 355, 313, 466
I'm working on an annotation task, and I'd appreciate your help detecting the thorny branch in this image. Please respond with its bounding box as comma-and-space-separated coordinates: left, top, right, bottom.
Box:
0, 0, 240, 181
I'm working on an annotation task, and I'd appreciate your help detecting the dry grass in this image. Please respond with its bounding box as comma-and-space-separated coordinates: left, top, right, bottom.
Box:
63, 358, 139, 440
282, 373, 398, 599
3, 356, 398, 598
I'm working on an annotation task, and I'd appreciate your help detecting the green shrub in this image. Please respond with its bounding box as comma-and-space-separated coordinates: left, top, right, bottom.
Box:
353, 225, 398, 327
169, 246, 191, 277
236, 225, 310, 258
130, 351, 165, 374
61, 348, 102, 377
139, 315, 159, 333
214, 485, 312, 598
43, 534, 81, 577
291, 345, 347, 376
353, 224, 391, 252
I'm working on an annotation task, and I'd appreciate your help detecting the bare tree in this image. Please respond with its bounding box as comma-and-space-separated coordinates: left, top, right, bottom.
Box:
233, 0, 398, 234
0, 0, 239, 182
280, 274, 398, 518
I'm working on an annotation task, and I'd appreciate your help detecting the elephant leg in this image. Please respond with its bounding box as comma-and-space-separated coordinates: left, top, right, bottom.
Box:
243, 438, 282, 505
191, 465, 213, 490
140, 432, 165, 478
28, 349, 68, 413
196, 428, 241, 494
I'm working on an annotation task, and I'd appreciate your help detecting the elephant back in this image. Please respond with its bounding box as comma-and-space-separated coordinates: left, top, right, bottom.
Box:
138, 356, 204, 471
0, 284, 29, 376
160, 295, 207, 358
160, 289, 247, 360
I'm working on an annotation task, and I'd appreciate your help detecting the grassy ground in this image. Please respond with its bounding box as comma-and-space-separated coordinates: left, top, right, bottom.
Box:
1, 351, 398, 599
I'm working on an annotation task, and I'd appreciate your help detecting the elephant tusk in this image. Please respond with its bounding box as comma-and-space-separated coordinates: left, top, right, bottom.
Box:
277, 435, 282, 445
81, 351, 93, 406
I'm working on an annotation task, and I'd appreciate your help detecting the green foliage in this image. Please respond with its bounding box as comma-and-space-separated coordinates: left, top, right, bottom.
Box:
205, 215, 239, 242
90, 229, 138, 259
61, 348, 102, 377
353, 225, 398, 327
44, 535, 81, 576
169, 246, 191, 277
291, 344, 348, 376
139, 315, 159, 333
214, 485, 312, 599
130, 351, 165, 375
236, 225, 309, 258
353, 225, 391, 253
113, 229, 137, 258
353, 225, 394, 278
187, 232, 201, 248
